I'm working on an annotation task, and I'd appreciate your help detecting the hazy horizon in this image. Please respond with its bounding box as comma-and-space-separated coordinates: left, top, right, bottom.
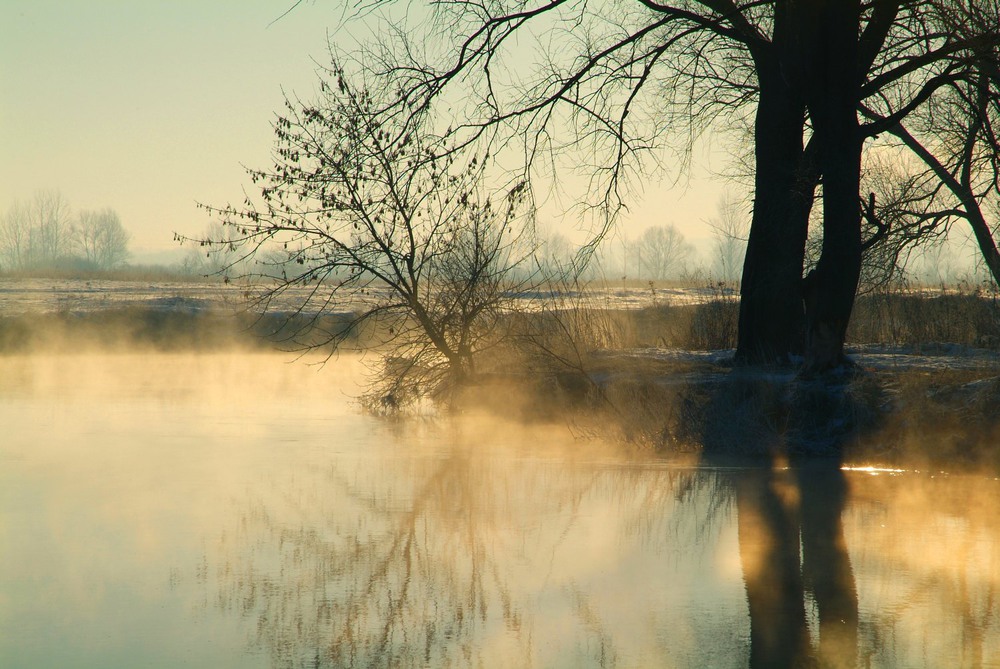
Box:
1, 0, 735, 259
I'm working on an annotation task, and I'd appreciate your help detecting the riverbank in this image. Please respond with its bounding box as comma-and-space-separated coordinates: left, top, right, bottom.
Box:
4, 278, 1000, 471
478, 345, 1000, 472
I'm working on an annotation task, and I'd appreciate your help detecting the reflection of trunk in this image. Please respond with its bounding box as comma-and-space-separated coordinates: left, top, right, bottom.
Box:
799, 0, 863, 373
736, 43, 811, 365
735, 468, 810, 668
796, 464, 859, 669
735, 462, 859, 668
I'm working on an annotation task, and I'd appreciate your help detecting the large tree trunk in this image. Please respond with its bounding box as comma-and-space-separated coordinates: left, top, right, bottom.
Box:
798, 0, 864, 373
735, 14, 814, 365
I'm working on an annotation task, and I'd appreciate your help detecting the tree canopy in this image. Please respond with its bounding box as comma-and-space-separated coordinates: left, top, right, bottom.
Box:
310, 0, 999, 370
196, 66, 537, 405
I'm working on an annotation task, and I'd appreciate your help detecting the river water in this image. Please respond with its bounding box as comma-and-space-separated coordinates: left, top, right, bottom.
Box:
1, 352, 998, 668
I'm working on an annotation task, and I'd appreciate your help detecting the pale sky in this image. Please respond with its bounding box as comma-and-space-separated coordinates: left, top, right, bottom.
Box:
0, 0, 730, 260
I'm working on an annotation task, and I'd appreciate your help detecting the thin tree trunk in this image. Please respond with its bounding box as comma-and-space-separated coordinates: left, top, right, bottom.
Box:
881, 121, 1000, 287
799, 0, 864, 373
966, 206, 1000, 284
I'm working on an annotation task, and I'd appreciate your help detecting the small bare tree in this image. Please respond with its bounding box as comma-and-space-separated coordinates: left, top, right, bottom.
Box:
706, 194, 748, 285
0, 200, 30, 271
28, 190, 72, 268
75, 208, 130, 270
0, 191, 73, 271
633, 224, 692, 281
191, 61, 536, 407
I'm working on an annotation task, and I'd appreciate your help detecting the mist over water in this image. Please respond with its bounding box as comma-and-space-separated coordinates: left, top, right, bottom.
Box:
1, 351, 998, 667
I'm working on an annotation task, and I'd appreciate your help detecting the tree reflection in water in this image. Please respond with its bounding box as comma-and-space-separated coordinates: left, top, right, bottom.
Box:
204, 435, 740, 668
730, 461, 858, 668
700, 369, 1000, 669
200, 419, 1000, 667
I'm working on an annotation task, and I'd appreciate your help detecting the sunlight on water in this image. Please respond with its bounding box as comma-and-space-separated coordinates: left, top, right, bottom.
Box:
1, 352, 998, 668
841, 465, 907, 475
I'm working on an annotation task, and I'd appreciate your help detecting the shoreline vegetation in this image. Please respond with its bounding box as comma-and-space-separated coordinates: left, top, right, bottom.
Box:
3, 273, 1000, 471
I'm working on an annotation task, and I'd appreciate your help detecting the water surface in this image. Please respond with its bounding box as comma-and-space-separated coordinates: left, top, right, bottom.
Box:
1, 353, 998, 667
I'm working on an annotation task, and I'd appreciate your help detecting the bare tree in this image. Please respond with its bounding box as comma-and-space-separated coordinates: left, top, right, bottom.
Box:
917, 241, 957, 286
860, 2, 1000, 288
300, 0, 1000, 371
706, 194, 748, 285
27, 190, 72, 268
179, 221, 244, 276
0, 200, 31, 272
633, 224, 692, 280
0, 191, 73, 271
538, 232, 574, 275
75, 208, 130, 270
192, 62, 537, 406
855, 154, 948, 291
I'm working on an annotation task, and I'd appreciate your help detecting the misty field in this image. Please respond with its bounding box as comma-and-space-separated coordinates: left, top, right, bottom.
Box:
1, 279, 1000, 668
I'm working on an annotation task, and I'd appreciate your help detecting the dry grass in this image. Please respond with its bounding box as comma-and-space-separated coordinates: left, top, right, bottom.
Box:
849, 285, 1000, 348
369, 279, 1000, 466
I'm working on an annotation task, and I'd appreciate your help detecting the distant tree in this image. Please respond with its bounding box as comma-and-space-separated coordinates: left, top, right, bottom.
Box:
0, 193, 134, 274
706, 194, 749, 284
75, 208, 130, 270
538, 232, 575, 275
917, 241, 957, 286
0, 200, 31, 271
633, 225, 693, 280
603, 233, 631, 283
192, 63, 537, 405
178, 222, 243, 276
27, 190, 72, 268
0, 191, 72, 271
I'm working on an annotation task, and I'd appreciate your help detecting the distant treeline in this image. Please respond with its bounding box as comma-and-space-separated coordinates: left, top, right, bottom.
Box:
0, 190, 129, 273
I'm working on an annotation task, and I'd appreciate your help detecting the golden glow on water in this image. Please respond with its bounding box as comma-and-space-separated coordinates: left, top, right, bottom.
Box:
842, 465, 907, 475
1, 352, 999, 667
